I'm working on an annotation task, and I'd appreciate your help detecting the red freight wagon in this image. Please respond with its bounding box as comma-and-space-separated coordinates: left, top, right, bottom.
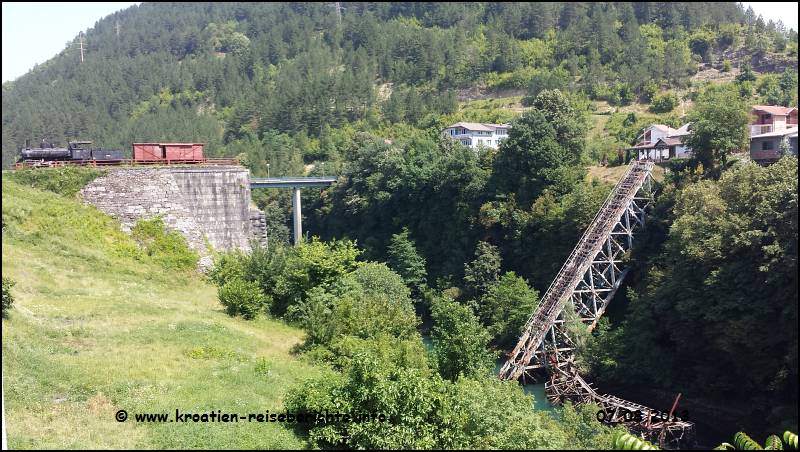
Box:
132, 143, 204, 161
163, 143, 204, 160
132, 143, 165, 160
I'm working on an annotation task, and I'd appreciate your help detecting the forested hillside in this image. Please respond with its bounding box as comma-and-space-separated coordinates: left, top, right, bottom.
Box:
2, 2, 797, 168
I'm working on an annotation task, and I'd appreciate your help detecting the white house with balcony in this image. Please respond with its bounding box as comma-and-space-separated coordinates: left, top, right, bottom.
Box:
627, 123, 693, 161
443, 122, 511, 150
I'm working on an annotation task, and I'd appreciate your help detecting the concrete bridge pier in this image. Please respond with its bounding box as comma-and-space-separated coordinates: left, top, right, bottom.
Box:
292, 187, 302, 245
248, 177, 337, 247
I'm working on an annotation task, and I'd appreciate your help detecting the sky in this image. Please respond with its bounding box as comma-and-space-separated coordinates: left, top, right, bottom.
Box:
2, 2, 139, 82
1, 2, 798, 83
742, 2, 799, 30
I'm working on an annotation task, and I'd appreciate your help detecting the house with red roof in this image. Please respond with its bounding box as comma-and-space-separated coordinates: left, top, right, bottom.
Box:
750, 105, 798, 164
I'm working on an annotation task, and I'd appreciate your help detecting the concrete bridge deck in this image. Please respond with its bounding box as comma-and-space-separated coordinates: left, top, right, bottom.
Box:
249, 177, 337, 189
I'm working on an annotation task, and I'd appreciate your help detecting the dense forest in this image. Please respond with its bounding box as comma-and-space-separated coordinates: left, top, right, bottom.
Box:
2, 1, 798, 448
2, 2, 798, 167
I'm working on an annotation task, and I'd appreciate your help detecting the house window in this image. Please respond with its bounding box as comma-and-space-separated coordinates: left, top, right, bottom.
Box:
762, 140, 774, 151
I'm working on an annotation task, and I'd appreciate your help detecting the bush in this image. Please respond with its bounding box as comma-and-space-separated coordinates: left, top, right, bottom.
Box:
5, 167, 106, 196
292, 286, 339, 345
218, 278, 269, 319
649, 92, 679, 113
2, 277, 15, 318
207, 251, 246, 286
131, 217, 198, 271
332, 263, 419, 342
641, 80, 659, 103
722, 59, 732, 72
736, 63, 757, 83
289, 262, 419, 350
276, 238, 361, 315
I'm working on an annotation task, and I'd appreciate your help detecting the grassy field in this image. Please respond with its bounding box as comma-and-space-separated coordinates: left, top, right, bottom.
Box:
1, 176, 323, 449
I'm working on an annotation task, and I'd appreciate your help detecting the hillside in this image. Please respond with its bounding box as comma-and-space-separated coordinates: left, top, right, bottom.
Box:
2, 2, 797, 169
1, 177, 322, 449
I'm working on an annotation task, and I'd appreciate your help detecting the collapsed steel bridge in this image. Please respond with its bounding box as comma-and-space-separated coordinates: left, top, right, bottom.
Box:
498, 161, 694, 449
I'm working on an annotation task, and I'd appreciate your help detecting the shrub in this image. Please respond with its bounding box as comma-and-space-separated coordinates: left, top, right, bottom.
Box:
207, 251, 246, 286
289, 263, 419, 350
218, 278, 269, 319
649, 92, 679, 113
131, 217, 198, 271
5, 167, 106, 196
736, 63, 757, 83
333, 263, 419, 342
722, 59, 732, 72
2, 277, 15, 318
292, 286, 339, 345
276, 238, 361, 315
641, 80, 660, 103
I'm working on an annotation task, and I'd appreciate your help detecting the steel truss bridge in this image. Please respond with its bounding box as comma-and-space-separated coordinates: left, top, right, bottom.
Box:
498, 161, 695, 449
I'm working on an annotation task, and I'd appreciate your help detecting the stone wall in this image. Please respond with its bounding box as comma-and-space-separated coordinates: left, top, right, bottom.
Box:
80, 166, 258, 258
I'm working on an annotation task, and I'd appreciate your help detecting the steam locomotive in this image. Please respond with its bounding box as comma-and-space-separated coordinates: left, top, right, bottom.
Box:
18, 140, 125, 164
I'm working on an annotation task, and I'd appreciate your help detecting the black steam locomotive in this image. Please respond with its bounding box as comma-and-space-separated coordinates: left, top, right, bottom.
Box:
18, 140, 125, 164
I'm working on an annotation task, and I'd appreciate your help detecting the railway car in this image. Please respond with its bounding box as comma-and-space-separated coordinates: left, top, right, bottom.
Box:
17, 140, 126, 165
132, 143, 204, 161
16, 139, 218, 168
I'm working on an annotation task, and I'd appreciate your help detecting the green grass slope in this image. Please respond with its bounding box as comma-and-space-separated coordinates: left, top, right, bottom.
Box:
1, 176, 322, 449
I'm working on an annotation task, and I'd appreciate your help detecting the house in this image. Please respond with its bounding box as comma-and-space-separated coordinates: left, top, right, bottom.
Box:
628, 123, 693, 161
749, 106, 798, 164
749, 105, 797, 136
750, 127, 798, 164
443, 122, 511, 149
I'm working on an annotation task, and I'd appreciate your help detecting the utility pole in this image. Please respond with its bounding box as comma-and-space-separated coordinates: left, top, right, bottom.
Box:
333, 2, 342, 24
116, 20, 120, 37
78, 32, 85, 63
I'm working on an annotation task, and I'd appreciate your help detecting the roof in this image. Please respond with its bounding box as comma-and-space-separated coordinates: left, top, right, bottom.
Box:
445, 122, 511, 132
446, 122, 494, 132
627, 137, 683, 151
669, 123, 691, 137
751, 105, 797, 116
637, 124, 676, 141
650, 124, 674, 133
750, 126, 799, 139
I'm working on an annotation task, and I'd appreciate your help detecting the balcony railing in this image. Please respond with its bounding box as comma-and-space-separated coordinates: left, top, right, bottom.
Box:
751, 124, 774, 136
750, 123, 797, 136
